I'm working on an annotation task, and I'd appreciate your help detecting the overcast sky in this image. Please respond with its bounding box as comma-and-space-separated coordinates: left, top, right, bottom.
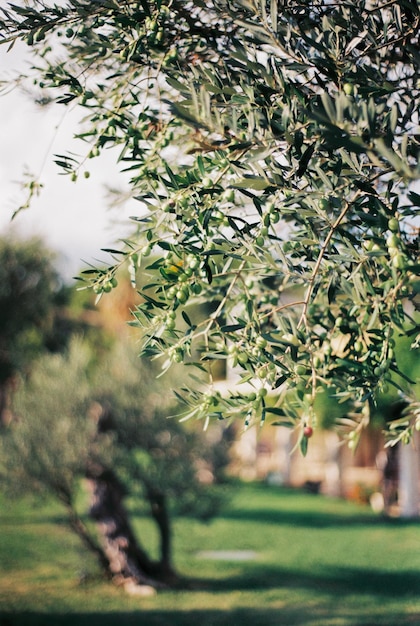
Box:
0, 41, 137, 281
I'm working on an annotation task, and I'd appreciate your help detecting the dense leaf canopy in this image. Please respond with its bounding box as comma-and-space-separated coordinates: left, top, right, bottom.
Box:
1, 0, 419, 449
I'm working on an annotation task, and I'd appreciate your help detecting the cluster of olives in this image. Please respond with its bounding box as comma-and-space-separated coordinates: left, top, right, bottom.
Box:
227, 335, 270, 366
144, 4, 171, 46
169, 346, 184, 363
93, 275, 118, 294
200, 391, 222, 412
165, 254, 204, 306
255, 202, 280, 246
363, 217, 409, 271
245, 388, 269, 421
385, 218, 408, 270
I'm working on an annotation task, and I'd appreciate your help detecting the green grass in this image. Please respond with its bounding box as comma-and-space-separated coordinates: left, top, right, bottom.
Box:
1, 483, 420, 625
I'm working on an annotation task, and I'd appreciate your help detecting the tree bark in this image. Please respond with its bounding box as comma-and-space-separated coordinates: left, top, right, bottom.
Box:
86, 464, 171, 591
65, 504, 112, 577
146, 487, 174, 578
0, 379, 14, 427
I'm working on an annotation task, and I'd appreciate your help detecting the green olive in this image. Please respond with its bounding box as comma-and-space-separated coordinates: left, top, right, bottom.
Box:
313, 355, 322, 368
176, 290, 188, 304
354, 340, 363, 354
256, 336, 268, 349
318, 198, 330, 210
392, 253, 407, 270
171, 348, 184, 363
386, 233, 399, 249
223, 189, 235, 203
388, 217, 399, 233
191, 282, 202, 295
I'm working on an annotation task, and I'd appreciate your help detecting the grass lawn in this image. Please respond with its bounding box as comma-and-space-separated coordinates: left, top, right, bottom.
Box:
0, 482, 419, 626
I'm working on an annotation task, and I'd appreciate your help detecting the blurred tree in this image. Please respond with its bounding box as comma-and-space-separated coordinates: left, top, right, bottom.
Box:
0, 338, 229, 591
0, 1, 419, 453
0, 236, 63, 424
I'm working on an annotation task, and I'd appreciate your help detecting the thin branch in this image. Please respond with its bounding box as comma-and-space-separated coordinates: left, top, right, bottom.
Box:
298, 191, 362, 329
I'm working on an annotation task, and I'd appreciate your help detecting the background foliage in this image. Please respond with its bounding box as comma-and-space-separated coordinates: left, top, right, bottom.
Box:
1, 1, 419, 450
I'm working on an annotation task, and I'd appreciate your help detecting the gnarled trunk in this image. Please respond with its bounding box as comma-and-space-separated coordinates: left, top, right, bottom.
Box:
87, 464, 176, 593
146, 487, 174, 579
65, 505, 112, 578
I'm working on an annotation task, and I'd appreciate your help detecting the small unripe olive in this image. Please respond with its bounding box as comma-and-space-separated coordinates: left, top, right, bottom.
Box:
392, 253, 407, 270
388, 217, 399, 233
176, 290, 188, 304
202, 177, 213, 188
187, 256, 200, 270
318, 198, 330, 210
256, 336, 268, 349
295, 364, 307, 376
237, 352, 249, 364
386, 233, 399, 249
354, 340, 363, 354
171, 348, 184, 363
191, 282, 202, 295
223, 189, 235, 202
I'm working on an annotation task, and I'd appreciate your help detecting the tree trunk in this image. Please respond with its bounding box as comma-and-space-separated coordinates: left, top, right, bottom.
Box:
0, 379, 14, 427
65, 504, 112, 577
87, 464, 170, 592
146, 487, 175, 580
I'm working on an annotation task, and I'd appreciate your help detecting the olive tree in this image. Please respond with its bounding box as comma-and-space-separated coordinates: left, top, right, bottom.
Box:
0, 338, 228, 589
1, 1, 419, 453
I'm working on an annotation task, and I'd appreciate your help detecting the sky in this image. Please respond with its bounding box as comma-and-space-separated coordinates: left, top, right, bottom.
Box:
0, 41, 137, 281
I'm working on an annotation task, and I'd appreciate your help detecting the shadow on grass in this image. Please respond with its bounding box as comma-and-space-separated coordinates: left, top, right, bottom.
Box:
1, 563, 420, 626
6, 508, 418, 534
185, 563, 420, 597
219, 504, 419, 529
1, 606, 420, 626
3, 486, 415, 532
